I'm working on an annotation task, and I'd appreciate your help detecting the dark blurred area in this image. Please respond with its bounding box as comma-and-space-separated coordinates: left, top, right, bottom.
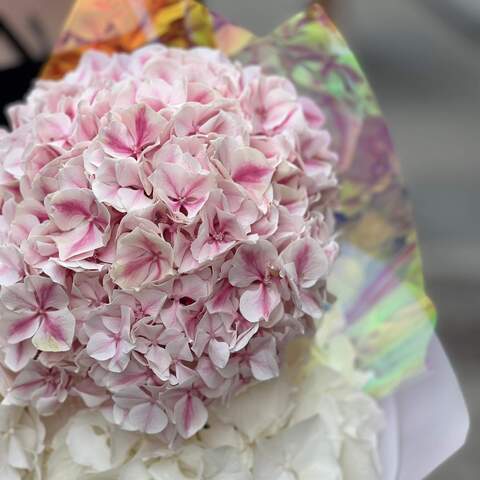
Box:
0, 0, 478, 477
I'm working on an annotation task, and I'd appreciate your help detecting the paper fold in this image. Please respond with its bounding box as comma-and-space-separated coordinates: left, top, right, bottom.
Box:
380, 336, 469, 479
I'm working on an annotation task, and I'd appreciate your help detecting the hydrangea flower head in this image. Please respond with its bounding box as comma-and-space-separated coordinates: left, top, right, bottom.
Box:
0, 45, 337, 440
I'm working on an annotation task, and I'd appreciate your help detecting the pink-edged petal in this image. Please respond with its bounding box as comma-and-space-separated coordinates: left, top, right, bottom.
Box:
145, 345, 171, 381
128, 401, 168, 434
45, 189, 94, 231
206, 280, 238, 315
0, 283, 36, 311
228, 240, 278, 288
298, 287, 324, 318
208, 339, 230, 369
174, 393, 208, 439
3, 340, 37, 372
196, 356, 224, 389
54, 221, 105, 261
281, 238, 328, 289
149, 163, 213, 219
239, 283, 280, 323
92, 157, 152, 212
111, 228, 173, 289
100, 104, 164, 158
0, 246, 24, 286
4, 311, 40, 344
26, 275, 69, 310
32, 308, 75, 351
100, 121, 133, 157
86, 332, 116, 361
250, 339, 279, 381
4, 367, 45, 406
35, 112, 71, 143
228, 147, 275, 208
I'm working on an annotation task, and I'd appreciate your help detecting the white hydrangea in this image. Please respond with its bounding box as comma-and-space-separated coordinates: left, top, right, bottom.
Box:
0, 406, 45, 480
36, 357, 383, 479
0, 303, 384, 480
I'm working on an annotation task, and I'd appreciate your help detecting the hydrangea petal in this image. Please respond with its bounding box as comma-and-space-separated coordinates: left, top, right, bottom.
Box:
174, 394, 208, 439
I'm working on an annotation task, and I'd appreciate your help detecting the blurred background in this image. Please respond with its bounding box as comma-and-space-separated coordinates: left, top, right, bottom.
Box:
0, 0, 478, 477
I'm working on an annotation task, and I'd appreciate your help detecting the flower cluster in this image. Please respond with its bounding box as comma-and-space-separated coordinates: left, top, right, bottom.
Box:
40, 337, 384, 480
0, 45, 337, 441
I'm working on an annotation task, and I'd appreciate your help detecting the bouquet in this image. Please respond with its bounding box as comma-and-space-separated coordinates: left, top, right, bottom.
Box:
0, 1, 468, 479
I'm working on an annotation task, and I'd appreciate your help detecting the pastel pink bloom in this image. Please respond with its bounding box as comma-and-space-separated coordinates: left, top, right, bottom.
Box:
0, 46, 338, 440
147, 333, 194, 385
112, 287, 167, 321
4, 361, 70, 415
147, 139, 210, 179
149, 162, 214, 220
85, 304, 135, 372
241, 75, 303, 135
281, 238, 329, 289
34, 112, 72, 146
228, 241, 284, 323
112, 385, 168, 434
281, 238, 329, 316
8, 209, 42, 247
70, 272, 109, 325
192, 313, 233, 369
240, 335, 279, 381
45, 188, 110, 261
131, 321, 169, 376
137, 58, 188, 109
297, 129, 338, 179
92, 156, 153, 212
174, 390, 208, 439
0, 245, 24, 286
0, 127, 30, 179
217, 179, 259, 229
111, 227, 174, 289
215, 139, 277, 212
24, 144, 62, 182
172, 103, 245, 138
2, 339, 37, 372
71, 377, 108, 408
0, 275, 75, 352
206, 279, 239, 316
191, 192, 249, 263
159, 273, 210, 329
99, 104, 167, 159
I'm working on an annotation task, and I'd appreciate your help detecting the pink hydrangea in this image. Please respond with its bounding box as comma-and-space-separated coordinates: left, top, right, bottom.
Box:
0, 45, 338, 440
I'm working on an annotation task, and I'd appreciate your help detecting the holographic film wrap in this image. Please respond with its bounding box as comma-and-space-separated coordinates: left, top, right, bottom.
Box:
42, 0, 217, 79
43, 0, 436, 397
231, 6, 436, 396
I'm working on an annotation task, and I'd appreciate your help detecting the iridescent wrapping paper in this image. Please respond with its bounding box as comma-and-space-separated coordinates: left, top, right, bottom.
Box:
42, 0, 436, 398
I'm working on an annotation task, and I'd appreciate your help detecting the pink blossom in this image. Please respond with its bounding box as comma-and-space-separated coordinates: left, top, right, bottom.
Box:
85, 304, 135, 372
215, 138, 277, 212
0, 275, 75, 352
92, 157, 153, 212
98, 104, 167, 159
0, 46, 337, 441
0, 245, 24, 286
174, 390, 208, 439
45, 189, 110, 261
241, 76, 303, 135
228, 241, 285, 323
191, 191, 250, 263
4, 361, 70, 415
159, 273, 210, 329
111, 227, 173, 289
149, 161, 214, 220
112, 385, 168, 434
